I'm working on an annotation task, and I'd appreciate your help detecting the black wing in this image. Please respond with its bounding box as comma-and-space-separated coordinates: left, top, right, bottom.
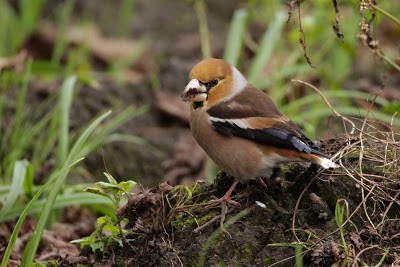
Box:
210, 119, 328, 157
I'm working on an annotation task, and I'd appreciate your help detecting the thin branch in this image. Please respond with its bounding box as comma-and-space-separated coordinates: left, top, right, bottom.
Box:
291, 79, 356, 134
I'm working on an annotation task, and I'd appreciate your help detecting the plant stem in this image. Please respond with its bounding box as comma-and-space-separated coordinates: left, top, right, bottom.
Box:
195, 0, 211, 58
371, 4, 400, 28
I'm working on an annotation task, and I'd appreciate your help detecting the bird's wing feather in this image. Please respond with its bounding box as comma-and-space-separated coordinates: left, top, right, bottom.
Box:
207, 85, 327, 157
210, 117, 327, 156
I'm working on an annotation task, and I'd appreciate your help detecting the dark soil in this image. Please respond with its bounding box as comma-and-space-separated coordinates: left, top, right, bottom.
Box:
62, 134, 400, 266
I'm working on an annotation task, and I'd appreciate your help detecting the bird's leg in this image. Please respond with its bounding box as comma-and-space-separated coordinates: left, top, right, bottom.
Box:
257, 177, 267, 189
209, 180, 240, 207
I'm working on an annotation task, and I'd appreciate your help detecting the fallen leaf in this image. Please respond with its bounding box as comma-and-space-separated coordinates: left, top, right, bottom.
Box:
155, 90, 190, 122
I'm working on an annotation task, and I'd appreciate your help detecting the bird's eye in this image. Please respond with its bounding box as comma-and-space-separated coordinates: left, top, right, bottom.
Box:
205, 79, 218, 90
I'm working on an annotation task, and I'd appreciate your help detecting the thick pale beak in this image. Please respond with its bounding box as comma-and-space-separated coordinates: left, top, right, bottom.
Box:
181, 79, 208, 102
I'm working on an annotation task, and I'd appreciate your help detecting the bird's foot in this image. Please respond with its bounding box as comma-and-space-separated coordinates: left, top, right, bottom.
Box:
194, 181, 240, 233
208, 180, 240, 207
209, 194, 240, 207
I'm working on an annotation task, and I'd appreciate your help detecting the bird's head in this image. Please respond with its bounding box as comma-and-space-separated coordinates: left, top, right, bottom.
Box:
181, 58, 247, 109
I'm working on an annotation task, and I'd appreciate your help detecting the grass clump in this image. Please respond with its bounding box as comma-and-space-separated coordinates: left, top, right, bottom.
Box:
0, 72, 146, 266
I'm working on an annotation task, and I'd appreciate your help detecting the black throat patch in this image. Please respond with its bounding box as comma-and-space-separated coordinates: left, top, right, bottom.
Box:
192, 102, 203, 109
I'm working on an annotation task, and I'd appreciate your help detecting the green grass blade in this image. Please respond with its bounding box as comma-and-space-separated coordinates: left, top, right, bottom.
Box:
26, 92, 59, 166
0, 185, 11, 195
253, 50, 307, 89
0, 91, 4, 155
21, 110, 111, 265
13, 110, 54, 173
247, 10, 286, 83
118, 0, 136, 37
52, 0, 76, 63
32, 109, 59, 166
19, 0, 44, 34
0, 160, 29, 220
105, 133, 148, 146
11, 61, 32, 148
3, 62, 32, 181
223, 8, 248, 66
57, 76, 76, 165
374, 248, 389, 267
281, 90, 390, 115
377, 50, 400, 72
0, 192, 113, 221
81, 105, 147, 155
195, 0, 211, 58
93, 106, 146, 139
0, 2, 17, 55
295, 243, 304, 267
1, 158, 84, 267
295, 106, 400, 126
23, 162, 34, 198
66, 110, 112, 164
372, 4, 400, 28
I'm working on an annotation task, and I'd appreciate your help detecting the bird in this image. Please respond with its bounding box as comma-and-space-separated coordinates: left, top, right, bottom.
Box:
181, 58, 338, 207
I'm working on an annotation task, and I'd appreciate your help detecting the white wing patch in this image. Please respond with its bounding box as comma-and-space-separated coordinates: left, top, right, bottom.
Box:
209, 117, 250, 129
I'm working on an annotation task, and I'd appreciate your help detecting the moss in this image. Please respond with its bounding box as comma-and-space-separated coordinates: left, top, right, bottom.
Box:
43, 260, 59, 267
172, 185, 196, 199
172, 213, 197, 231
263, 257, 273, 264
172, 209, 222, 233
217, 258, 225, 267
277, 164, 290, 173
244, 246, 253, 257
197, 213, 218, 225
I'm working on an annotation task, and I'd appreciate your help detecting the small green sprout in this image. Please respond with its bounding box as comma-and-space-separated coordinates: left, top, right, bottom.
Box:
335, 199, 349, 255
72, 172, 136, 252
84, 172, 136, 209
71, 215, 128, 252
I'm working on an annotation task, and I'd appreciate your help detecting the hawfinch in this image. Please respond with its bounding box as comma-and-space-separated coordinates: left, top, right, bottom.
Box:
181, 58, 337, 206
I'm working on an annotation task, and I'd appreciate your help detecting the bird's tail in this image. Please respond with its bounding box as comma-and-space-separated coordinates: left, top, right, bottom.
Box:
313, 155, 338, 169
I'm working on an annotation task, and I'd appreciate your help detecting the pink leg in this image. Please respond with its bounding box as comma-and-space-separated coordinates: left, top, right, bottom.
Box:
209, 180, 240, 207
258, 177, 267, 188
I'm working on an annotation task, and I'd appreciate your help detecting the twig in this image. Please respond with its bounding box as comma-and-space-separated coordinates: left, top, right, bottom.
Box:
193, 214, 221, 234
192, 206, 234, 234
331, 0, 344, 40
377, 191, 400, 234
353, 245, 381, 265
358, 92, 383, 230
291, 79, 356, 134
296, 1, 315, 68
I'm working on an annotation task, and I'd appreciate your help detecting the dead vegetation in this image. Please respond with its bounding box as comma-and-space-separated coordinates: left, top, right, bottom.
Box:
293, 116, 400, 266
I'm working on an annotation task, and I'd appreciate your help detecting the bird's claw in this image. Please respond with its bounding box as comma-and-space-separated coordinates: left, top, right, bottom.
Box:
209, 194, 240, 207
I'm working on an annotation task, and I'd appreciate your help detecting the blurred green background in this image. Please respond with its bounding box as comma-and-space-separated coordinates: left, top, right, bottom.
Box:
0, 0, 399, 264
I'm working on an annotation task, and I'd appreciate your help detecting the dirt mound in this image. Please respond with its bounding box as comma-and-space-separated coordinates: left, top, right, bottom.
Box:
62, 122, 400, 266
